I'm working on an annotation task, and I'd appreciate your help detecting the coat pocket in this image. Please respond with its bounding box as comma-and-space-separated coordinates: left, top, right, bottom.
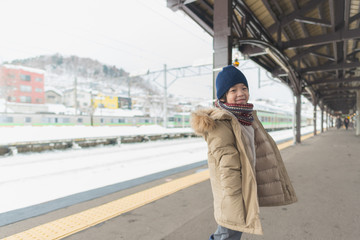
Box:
221, 194, 246, 225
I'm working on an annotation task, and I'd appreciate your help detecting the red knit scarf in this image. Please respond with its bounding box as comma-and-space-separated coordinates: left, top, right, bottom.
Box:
215, 99, 254, 126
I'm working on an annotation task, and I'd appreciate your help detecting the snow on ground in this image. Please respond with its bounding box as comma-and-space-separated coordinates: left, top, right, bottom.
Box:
0, 125, 192, 144
0, 125, 314, 214
0, 137, 207, 214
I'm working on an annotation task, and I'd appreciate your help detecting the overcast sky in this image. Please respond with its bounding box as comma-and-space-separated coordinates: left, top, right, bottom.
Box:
0, 0, 295, 102
0, 0, 212, 71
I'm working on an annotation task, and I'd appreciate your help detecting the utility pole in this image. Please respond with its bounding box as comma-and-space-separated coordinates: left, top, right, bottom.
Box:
127, 76, 131, 99
163, 64, 168, 128
356, 90, 360, 136
90, 91, 94, 126
74, 77, 78, 115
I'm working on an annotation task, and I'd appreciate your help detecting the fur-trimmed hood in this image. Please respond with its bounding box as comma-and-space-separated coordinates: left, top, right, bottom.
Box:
191, 108, 233, 136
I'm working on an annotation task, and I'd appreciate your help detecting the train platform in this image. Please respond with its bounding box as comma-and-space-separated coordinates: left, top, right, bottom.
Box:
1, 127, 359, 240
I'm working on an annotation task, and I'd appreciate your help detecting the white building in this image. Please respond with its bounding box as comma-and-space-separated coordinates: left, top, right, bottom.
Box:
63, 88, 91, 114
45, 87, 63, 104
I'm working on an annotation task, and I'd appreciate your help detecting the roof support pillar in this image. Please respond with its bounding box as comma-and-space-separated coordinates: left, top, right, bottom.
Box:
356, 90, 360, 136
313, 102, 317, 135
326, 107, 329, 131
320, 105, 324, 133
213, 0, 233, 100
289, 68, 302, 143
295, 93, 301, 143
305, 87, 317, 136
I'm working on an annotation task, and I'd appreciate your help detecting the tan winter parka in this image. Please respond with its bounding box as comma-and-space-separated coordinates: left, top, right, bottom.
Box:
191, 108, 297, 235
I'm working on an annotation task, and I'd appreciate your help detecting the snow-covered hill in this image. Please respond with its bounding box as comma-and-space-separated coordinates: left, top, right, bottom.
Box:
8, 54, 161, 96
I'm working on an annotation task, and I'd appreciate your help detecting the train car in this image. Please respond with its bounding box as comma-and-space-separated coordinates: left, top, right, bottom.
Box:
165, 101, 311, 131
167, 113, 190, 128
255, 101, 309, 131
0, 112, 154, 127
0, 101, 312, 130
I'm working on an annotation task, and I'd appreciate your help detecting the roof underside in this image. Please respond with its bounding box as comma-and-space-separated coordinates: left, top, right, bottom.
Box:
168, 0, 360, 115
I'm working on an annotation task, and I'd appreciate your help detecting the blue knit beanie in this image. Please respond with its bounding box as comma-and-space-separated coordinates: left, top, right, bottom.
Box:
216, 65, 248, 99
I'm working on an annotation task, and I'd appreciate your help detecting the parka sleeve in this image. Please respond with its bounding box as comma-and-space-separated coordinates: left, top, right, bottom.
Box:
207, 120, 242, 196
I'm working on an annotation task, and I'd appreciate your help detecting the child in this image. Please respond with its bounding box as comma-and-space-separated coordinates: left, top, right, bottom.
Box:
191, 65, 297, 239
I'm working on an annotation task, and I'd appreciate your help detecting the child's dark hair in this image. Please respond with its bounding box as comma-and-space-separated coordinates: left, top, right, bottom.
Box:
219, 94, 227, 103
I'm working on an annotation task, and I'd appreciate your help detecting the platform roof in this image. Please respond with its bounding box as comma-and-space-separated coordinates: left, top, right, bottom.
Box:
168, 0, 360, 115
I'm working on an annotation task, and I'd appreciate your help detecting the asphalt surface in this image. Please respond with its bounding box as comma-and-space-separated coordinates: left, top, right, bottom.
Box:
1, 128, 359, 240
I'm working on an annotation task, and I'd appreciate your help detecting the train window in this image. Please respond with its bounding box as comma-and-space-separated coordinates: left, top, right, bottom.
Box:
118, 119, 125, 123
62, 118, 70, 123
42, 118, 49, 123
42, 117, 56, 123
144, 119, 148, 123
77, 118, 83, 123
100, 118, 104, 123
0, 116, 13, 123
25, 117, 32, 123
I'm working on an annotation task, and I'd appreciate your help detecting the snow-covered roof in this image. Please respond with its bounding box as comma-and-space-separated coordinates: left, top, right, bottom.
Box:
46, 104, 68, 114
2, 64, 46, 75
63, 88, 92, 94
45, 87, 63, 96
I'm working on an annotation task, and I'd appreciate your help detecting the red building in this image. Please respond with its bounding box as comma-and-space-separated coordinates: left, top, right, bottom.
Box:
0, 64, 45, 104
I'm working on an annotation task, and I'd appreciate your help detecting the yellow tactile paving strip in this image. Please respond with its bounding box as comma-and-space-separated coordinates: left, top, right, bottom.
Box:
2, 170, 210, 240
277, 132, 316, 150
2, 132, 317, 240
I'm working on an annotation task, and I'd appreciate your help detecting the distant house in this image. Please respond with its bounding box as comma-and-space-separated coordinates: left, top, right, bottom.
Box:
63, 88, 91, 114
0, 64, 45, 104
45, 87, 63, 104
93, 93, 132, 110
117, 96, 132, 109
93, 93, 118, 109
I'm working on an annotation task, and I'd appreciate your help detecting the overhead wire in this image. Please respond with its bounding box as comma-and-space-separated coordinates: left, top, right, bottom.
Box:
136, 0, 212, 44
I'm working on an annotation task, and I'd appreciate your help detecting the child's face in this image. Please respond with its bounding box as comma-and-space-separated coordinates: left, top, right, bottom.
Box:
226, 83, 249, 104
